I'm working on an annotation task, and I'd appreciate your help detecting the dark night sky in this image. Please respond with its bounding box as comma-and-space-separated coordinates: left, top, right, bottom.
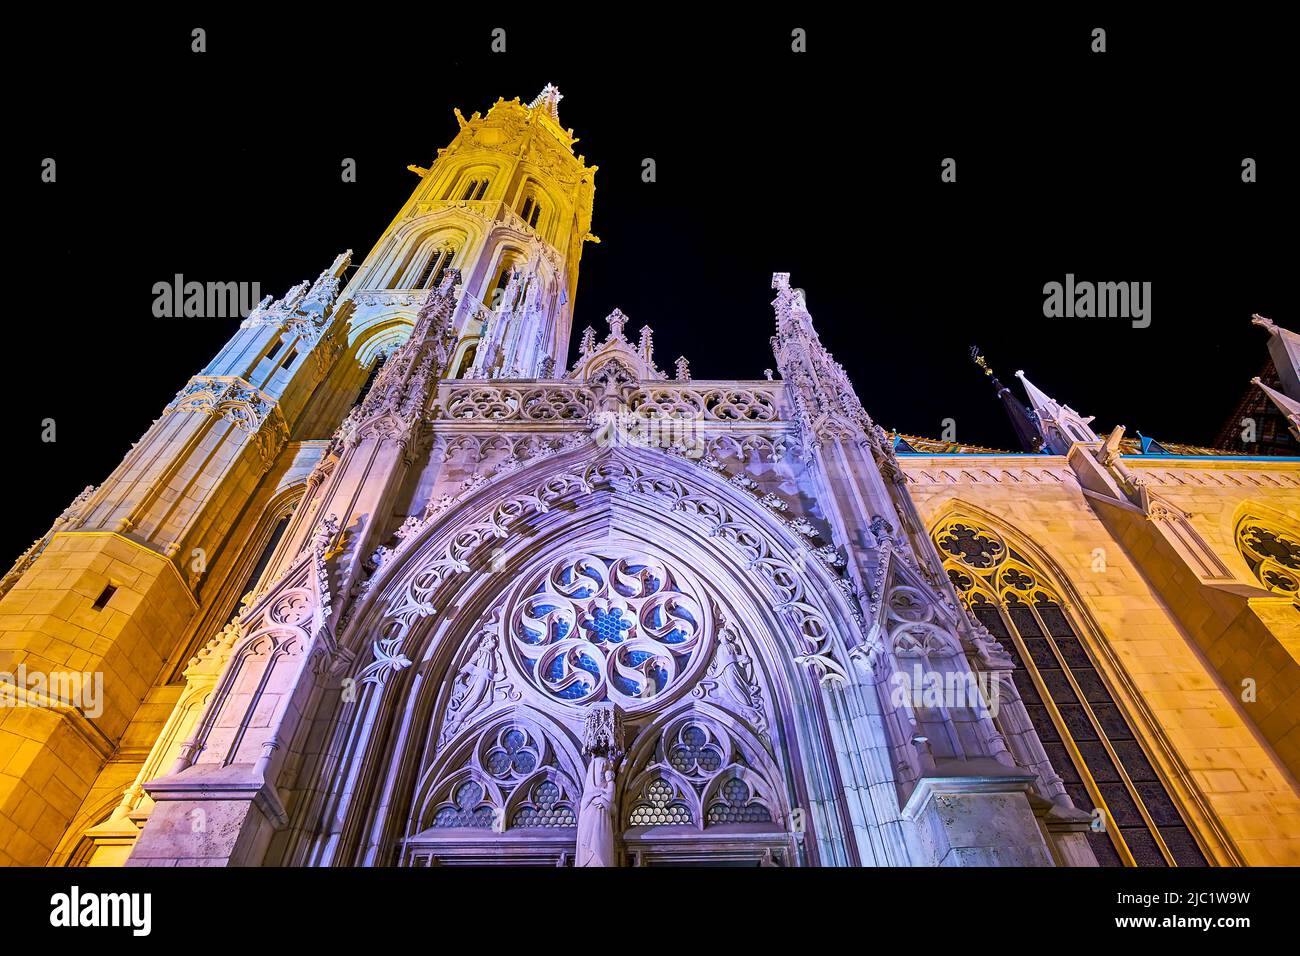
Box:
9, 11, 1296, 560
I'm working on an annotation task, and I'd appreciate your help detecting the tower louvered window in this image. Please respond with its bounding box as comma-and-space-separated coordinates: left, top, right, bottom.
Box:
460, 178, 490, 201
417, 247, 457, 289
934, 518, 1208, 867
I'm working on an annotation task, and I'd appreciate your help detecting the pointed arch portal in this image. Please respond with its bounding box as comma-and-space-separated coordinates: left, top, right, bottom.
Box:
285, 442, 897, 867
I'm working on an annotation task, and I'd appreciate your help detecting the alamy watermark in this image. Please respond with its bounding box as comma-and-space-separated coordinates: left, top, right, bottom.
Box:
152, 275, 263, 318
1043, 274, 1151, 328
889, 663, 1002, 718
1, 664, 103, 718
593, 404, 704, 458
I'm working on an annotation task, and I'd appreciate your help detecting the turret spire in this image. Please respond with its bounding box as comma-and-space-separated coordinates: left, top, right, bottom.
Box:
970, 346, 1043, 453
1013, 369, 1099, 454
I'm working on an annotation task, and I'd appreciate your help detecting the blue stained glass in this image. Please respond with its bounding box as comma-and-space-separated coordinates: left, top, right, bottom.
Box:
614, 675, 642, 697
588, 606, 632, 644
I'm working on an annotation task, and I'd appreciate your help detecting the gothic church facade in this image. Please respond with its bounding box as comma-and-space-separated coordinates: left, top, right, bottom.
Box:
1, 89, 1297, 867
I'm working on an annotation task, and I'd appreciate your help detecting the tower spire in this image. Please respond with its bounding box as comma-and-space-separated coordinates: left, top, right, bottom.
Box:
1013, 369, 1099, 454
970, 346, 1043, 453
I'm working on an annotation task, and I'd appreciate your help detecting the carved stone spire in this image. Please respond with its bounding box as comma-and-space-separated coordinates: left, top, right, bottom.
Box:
638, 325, 654, 366
675, 355, 691, 381
1014, 370, 1099, 454
970, 346, 1044, 453
770, 272, 876, 458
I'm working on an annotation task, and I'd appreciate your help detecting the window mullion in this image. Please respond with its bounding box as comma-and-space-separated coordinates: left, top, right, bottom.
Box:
1029, 601, 1177, 866
998, 602, 1137, 867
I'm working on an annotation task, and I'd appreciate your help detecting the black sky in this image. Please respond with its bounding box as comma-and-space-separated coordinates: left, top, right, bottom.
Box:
9, 10, 1297, 559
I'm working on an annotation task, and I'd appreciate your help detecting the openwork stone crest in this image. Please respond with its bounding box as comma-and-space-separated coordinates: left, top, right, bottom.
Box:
1237, 518, 1300, 601
507, 552, 710, 711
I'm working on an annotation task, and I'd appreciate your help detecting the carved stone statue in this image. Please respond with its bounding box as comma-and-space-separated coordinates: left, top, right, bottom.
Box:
576, 703, 624, 867
576, 753, 617, 867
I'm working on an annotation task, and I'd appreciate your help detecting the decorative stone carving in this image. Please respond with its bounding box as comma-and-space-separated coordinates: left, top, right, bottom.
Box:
507, 552, 708, 710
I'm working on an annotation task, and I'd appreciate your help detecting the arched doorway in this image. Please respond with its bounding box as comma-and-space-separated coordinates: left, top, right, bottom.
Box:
287, 445, 883, 867
398, 545, 796, 865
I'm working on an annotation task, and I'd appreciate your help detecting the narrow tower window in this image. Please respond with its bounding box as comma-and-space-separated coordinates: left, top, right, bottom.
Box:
92, 584, 117, 611
461, 179, 480, 201
221, 513, 293, 626
529, 204, 541, 228
352, 353, 389, 409
416, 248, 448, 289
475, 179, 490, 200
520, 197, 533, 222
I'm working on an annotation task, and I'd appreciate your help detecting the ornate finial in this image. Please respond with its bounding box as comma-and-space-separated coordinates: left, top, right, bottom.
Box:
763, 368, 774, 381
579, 326, 597, 355
581, 703, 625, 760
638, 325, 654, 362
675, 356, 691, 381
970, 345, 994, 377
529, 83, 564, 123
606, 309, 629, 341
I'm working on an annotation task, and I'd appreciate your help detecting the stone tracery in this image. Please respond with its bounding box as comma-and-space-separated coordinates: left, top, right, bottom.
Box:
507, 552, 709, 710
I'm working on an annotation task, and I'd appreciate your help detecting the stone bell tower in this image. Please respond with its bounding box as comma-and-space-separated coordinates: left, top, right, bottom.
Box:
352, 83, 599, 381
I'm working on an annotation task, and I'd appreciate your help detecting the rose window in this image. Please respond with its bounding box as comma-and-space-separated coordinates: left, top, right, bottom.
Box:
508, 552, 709, 709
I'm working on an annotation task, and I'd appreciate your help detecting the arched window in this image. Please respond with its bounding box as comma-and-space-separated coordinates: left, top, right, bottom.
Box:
416, 246, 457, 290
454, 342, 477, 379
225, 513, 293, 623
519, 195, 542, 229
352, 352, 389, 409
457, 176, 496, 201
933, 516, 1208, 867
